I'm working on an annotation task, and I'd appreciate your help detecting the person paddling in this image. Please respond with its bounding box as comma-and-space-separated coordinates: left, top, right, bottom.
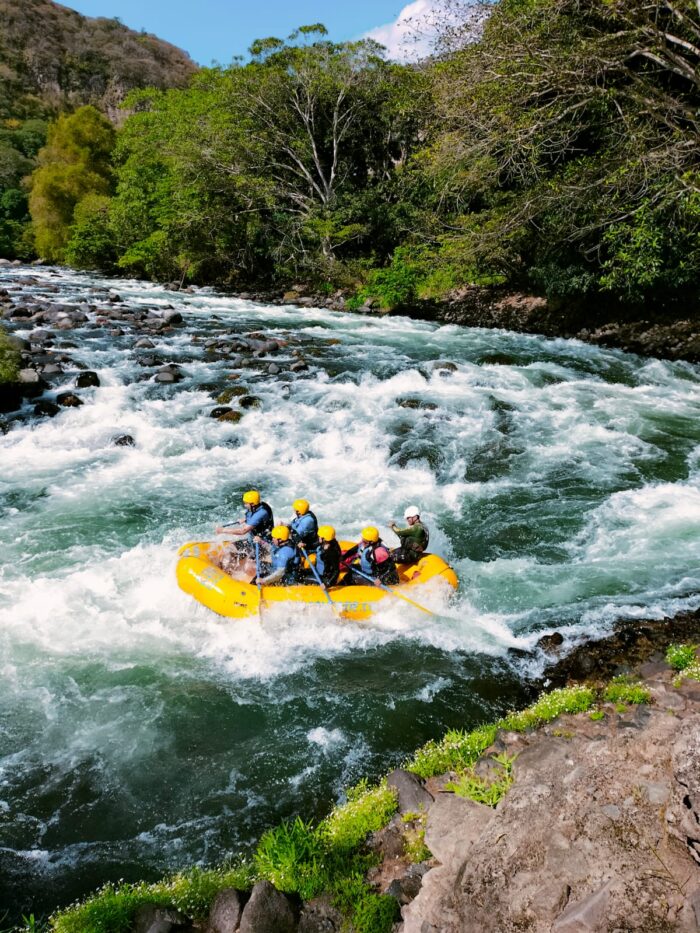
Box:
310, 525, 342, 589
255, 525, 301, 586
341, 526, 399, 586
289, 498, 319, 551
390, 506, 429, 564
215, 489, 274, 568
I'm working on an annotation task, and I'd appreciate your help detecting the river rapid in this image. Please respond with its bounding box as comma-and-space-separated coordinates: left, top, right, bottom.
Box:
2, 267, 700, 919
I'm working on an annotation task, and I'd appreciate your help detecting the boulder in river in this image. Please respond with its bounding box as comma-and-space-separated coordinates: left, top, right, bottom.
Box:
57, 392, 83, 407
113, 434, 136, 447
210, 406, 233, 418
217, 410, 242, 423
216, 386, 248, 404
33, 400, 61, 418
75, 371, 100, 388
239, 395, 262, 409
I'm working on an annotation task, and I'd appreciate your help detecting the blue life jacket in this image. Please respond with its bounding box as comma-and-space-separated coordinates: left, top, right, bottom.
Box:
246, 501, 274, 539
290, 510, 318, 548
271, 542, 300, 583
359, 542, 378, 577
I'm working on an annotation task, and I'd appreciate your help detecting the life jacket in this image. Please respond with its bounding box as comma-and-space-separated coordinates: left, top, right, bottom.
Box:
359, 541, 394, 578
246, 501, 274, 539
290, 510, 319, 548
271, 541, 300, 584
316, 539, 341, 586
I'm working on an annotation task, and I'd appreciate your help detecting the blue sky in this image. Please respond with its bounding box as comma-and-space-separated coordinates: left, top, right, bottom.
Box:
62, 0, 429, 65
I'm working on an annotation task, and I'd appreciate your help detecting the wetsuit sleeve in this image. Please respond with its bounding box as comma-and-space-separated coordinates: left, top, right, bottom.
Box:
258, 567, 286, 585
320, 542, 341, 586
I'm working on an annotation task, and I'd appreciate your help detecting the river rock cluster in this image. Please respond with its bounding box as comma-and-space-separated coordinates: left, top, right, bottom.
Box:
0, 268, 311, 434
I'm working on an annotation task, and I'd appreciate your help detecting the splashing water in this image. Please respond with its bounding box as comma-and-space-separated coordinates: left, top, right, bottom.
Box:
2, 267, 700, 917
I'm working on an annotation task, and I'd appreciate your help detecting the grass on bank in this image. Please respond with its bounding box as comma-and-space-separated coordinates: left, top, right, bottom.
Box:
0, 326, 20, 383
666, 642, 700, 685
46, 682, 653, 933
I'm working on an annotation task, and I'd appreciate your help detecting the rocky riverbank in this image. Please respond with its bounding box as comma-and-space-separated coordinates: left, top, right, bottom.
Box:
227, 282, 700, 364
49, 631, 700, 933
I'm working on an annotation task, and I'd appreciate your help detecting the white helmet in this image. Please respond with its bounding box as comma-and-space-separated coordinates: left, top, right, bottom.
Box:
404, 505, 420, 519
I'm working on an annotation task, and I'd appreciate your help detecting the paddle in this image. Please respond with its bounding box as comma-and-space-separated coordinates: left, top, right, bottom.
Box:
299, 544, 340, 617
254, 539, 264, 617
349, 566, 436, 616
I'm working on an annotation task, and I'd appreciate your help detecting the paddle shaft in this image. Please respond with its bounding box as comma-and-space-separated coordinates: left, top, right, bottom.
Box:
349, 566, 435, 616
254, 540, 264, 615
300, 545, 339, 615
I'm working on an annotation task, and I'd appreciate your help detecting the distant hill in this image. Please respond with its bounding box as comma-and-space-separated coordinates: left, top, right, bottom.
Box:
0, 0, 198, 121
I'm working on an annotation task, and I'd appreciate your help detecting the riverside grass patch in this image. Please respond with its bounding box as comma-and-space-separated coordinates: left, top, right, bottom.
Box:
0, 327, 20, 384
47, 680, 652, 933
666, 643, 700, 685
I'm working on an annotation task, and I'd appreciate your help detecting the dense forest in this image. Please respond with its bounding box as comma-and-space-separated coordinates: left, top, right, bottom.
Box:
4, 0, 700, 307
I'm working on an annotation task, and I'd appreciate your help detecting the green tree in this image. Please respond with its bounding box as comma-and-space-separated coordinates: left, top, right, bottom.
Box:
28, 106, 115, 261
419, 0, 700, 300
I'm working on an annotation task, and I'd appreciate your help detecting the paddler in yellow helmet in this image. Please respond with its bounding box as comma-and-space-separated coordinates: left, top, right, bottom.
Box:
288, 498, 319, 551
310, 525, 342, 589
340, 526, 399, 587
215, 489, 274, 569
255, 525, 301, 586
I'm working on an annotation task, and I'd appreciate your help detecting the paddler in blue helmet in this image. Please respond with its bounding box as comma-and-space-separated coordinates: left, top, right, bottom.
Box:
289, 498, 319, 551
215, 489, 274, 569
255, 525, 301, 586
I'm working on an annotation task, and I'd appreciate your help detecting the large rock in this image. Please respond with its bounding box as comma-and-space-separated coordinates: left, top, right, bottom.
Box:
298, 895, 343, 933
75, 370, 100, 388
207, 888, 245, 933
238, 880, 298, 933
57, 392, 83, 407
387, 769, 434, 815
400, 693, 700, 933
132, 905, 191, 933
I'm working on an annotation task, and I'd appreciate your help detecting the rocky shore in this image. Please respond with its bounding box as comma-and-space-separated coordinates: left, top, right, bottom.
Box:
53, 628, 700, 933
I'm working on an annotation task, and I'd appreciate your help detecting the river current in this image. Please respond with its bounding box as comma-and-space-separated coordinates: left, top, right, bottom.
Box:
2, 267, 700, 918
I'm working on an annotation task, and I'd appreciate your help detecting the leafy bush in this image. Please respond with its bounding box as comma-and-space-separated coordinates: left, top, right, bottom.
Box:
666, 643, 698, 671
407, 724, 498, 779
445, 752, 515, 807
0, 327, 20, 383
602, 676, 651, 706
254, 818, 327, 900
321, 780, 397, 852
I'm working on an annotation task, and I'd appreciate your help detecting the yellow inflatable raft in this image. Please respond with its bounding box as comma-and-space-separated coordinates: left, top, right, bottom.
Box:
176, 541, 458, 621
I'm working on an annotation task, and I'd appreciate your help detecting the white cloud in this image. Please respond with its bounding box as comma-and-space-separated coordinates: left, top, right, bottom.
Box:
364, 0, 441, 62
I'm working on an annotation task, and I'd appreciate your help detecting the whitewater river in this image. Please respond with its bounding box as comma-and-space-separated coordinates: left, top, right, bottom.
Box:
2, 267, 700, 918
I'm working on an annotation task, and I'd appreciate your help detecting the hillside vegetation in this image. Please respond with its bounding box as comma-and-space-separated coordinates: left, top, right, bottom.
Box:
8, 0, 700, 309
0, 0, 196, 260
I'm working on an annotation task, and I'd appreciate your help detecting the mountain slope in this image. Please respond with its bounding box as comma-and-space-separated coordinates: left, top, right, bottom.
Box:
0, 0, 197, 120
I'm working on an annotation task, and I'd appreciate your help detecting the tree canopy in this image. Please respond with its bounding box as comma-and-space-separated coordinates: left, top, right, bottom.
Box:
10, 4, 700, 307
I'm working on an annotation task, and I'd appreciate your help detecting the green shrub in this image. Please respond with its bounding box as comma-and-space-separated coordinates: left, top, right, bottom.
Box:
602, 676, 651, 706
499, 685, 596, 732
0, 327, 20, 383
407, 724, 498, 779
321, 780, 397, 852
254, 818, 326, 900
666, 643, 698, 671
445, 752, 515, 807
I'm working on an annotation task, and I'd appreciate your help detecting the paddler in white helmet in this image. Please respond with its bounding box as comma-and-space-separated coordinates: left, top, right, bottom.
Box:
390, 505, 429, 564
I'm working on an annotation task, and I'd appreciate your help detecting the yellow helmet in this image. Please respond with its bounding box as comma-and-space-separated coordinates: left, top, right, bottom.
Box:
293, 498, 310, 515
317, 525, 335, 542
361, 526, 379, 543
271, 525, 290, 542
243, 489, 260, 505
